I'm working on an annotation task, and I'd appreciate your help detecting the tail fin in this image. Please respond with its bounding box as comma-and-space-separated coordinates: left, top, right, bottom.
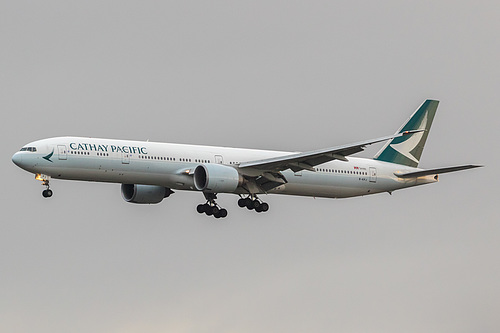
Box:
374, 99, 439, 167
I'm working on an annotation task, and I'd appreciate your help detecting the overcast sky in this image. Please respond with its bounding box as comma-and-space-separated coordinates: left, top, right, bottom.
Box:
1, 1, 498, 332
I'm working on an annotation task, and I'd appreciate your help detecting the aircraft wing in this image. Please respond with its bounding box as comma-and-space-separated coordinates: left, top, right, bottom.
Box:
239, 130, 422, 173
394, 165, 482, 178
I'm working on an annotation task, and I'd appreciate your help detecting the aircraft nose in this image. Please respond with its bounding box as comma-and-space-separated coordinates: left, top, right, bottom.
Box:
12, 152, 23, 167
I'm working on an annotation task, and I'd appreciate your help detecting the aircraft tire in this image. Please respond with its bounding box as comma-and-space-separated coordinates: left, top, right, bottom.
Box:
246, 199, 259, 210
205, 207, 214, 216
197, 204, 207, 214
243, 198, 252, 208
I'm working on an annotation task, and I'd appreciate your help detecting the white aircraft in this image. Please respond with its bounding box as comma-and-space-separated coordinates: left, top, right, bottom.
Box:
12, 100, 481, 218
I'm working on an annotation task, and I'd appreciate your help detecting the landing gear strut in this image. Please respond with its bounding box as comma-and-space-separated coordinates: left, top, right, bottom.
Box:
238, 195, 269, 213
197, 193, 228, 219
36, 174, 53, 198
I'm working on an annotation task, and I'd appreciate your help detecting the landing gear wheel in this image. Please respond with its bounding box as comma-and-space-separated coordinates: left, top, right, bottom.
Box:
197, 204, 207, 214
214, 208, 228, 219
238, 198, 246, 207
42, 189, 53, 198
205, 206, 214, 216
243, 197, 252, 208
203, 204, 221, 217
261, 202, 269, 212
246, 199, 260, 210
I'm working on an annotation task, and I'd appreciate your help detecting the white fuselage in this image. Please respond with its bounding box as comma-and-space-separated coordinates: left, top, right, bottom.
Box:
12, 136, 437, 199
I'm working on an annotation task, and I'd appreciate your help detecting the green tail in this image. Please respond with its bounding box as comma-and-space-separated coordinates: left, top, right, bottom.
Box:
374, 99, 439, 167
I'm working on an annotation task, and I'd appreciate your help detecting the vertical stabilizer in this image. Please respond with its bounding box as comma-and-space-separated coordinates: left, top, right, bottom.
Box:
374, 100, 438, 167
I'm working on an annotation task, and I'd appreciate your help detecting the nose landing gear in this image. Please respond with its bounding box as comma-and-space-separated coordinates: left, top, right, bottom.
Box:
36, 173, 53, 198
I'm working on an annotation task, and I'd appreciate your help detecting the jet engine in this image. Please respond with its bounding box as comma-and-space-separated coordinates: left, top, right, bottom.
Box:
121, 184, 173, 204
193, 164, 243, 193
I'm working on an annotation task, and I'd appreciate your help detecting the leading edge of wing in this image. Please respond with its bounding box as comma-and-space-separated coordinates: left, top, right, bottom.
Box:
239, 130, 423, 172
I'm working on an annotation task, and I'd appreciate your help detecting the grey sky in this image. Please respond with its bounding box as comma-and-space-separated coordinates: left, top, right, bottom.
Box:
1, 1, 498, 332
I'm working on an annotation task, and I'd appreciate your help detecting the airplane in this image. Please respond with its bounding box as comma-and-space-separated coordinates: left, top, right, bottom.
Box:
12, 100, 481, 218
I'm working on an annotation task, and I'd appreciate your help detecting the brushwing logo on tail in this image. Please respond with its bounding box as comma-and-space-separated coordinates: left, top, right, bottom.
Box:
43, 149, 54, 162
389, 112, 428, 164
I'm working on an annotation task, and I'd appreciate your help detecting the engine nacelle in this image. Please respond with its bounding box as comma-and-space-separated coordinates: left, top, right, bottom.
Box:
193, 164, 243, 193
121, 184, 173, 204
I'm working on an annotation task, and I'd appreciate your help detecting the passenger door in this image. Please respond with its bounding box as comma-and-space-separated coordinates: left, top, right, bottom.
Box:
215, 155, 223, 164
58, 145, 67, 160
369, 167, 377, 183
122, 152, 130, 164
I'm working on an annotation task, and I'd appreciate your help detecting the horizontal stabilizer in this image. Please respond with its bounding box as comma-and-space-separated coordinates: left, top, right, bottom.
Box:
395, 165, 482, 178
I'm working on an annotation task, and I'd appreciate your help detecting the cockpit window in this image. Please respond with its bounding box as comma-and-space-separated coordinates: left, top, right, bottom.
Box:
20, 147, 37, 152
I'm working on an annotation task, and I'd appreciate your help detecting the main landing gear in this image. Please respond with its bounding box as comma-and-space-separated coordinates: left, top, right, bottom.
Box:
196, 193, 269, 218
238, 196, 269, 213
196, 193, 228, 219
